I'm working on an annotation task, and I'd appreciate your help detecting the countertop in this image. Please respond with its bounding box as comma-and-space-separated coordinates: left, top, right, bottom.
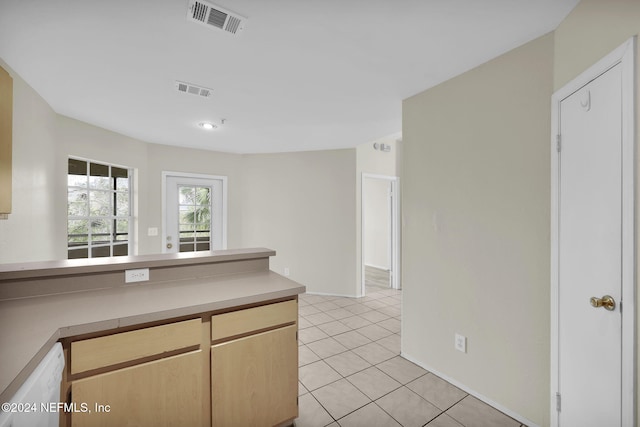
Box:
0, 249, 305, 404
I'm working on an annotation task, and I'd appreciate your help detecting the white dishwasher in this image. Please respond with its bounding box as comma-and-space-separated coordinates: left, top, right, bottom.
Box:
0, 343, 65, 427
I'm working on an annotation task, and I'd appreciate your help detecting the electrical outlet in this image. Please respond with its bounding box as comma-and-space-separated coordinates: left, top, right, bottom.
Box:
125, 268, 150, 283
284, 267, 290, 277
455, 333, 467, 353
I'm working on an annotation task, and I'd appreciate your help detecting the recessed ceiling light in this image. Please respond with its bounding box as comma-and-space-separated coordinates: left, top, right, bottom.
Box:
199, 122, 217, 130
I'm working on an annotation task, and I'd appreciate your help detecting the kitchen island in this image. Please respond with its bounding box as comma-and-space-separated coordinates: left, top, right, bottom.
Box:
0, 248, 305, 426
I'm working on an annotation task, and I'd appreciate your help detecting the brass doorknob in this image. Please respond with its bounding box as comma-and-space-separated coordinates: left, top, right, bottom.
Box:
590, 295, 615, 311
166, 243, 173, 249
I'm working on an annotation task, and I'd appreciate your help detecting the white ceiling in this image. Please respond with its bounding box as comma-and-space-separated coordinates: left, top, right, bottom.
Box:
0, 0, 579, 154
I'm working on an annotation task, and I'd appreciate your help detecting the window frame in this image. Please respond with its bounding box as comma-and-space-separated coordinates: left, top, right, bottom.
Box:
67, 157, 133, 259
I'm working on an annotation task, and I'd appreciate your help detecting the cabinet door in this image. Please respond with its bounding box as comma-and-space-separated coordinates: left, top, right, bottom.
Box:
211, 325, 298, 427
0, 65, 12, 215
72, 350, 202, 427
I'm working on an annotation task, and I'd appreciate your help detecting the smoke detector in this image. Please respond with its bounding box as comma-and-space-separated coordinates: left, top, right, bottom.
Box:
175, 81, 213, 98
186, 0, 247, 35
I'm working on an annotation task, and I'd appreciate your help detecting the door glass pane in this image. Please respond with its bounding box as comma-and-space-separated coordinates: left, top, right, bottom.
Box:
179, 187, 195, 204
180, 243, 195, 252
195, 230, 210, 240
180, 224, 195, 232
180, 231, 195, 242
177, 185, 212, 253
179, 206, 196, 224
196, 242, 210, 251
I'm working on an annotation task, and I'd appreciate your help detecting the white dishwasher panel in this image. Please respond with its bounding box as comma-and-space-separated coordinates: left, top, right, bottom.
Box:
0, 343, 65, 427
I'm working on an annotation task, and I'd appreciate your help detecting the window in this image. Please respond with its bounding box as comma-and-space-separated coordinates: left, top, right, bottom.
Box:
67, 158, 132, 259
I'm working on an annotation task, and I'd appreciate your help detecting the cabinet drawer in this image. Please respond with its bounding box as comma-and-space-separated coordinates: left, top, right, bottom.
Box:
71, 318, 201, 374
211, 299, 297, 341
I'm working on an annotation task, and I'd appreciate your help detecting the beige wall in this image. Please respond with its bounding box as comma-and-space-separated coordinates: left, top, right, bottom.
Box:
553, 0, 640, 422
356, 138, 399, 177
0, 61, 359, 300
554, 0, 640, 90
402, 33, 553, 426
0, 60, 61, 263
240, 150, 357, 296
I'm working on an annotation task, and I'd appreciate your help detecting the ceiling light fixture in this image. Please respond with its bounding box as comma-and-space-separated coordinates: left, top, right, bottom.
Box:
199, 122, 217, 130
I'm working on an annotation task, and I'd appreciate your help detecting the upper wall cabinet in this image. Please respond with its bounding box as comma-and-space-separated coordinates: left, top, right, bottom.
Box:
0, 65, 12, 216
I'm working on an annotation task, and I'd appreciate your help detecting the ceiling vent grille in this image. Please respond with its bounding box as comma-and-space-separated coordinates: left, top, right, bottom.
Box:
175, 81, 213, 98
186, 0, 246, 35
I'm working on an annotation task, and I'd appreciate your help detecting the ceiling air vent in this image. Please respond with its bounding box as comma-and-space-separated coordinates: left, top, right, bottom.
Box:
186, 0, 247, 35
175, 81, 213, 99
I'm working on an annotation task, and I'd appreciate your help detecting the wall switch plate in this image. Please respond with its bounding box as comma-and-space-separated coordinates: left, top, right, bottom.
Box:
455, 333, 467, 353
284, 267, 290, 277
147, 227, 158, 236
125, 268, 150, 283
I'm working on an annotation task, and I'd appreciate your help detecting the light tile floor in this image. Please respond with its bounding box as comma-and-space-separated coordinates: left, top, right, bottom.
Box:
295, 286, 526, 427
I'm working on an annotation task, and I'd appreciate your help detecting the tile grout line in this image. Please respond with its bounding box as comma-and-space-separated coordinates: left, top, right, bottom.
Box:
299, 287, 410, 426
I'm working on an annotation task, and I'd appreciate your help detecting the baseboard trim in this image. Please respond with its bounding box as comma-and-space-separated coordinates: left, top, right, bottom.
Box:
401, 352, 540, 427
364, 263, 390, 271
304, 291, 359, 299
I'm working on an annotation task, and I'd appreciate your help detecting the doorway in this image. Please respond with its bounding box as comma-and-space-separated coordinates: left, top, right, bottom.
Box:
361, 174, 399, 295
162, 172, 227, 254
550, 38, 635, 427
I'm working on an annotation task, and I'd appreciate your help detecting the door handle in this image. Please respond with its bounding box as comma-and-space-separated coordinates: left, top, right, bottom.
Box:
590, 295, 615, 311
166, 243, 173, 249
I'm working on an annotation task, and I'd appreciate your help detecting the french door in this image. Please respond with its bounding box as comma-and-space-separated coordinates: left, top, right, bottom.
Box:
163, 173, 226, 253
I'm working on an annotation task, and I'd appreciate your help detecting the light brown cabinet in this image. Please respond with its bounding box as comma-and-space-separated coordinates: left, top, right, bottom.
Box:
68, 319, 204, 427
0, 65, 12, 215
66, 298, 298, 427
71, 350, 203, 427
210, 299, 299, 426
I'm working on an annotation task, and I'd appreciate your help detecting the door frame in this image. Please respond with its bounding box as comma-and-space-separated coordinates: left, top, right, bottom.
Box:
161, 171, 228, 253
361, 173, 400, 295
550, 37, 636, 427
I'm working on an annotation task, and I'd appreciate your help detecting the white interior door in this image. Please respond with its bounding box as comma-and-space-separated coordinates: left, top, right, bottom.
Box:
556, 64, 622, 426
164, 174, 226, 253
